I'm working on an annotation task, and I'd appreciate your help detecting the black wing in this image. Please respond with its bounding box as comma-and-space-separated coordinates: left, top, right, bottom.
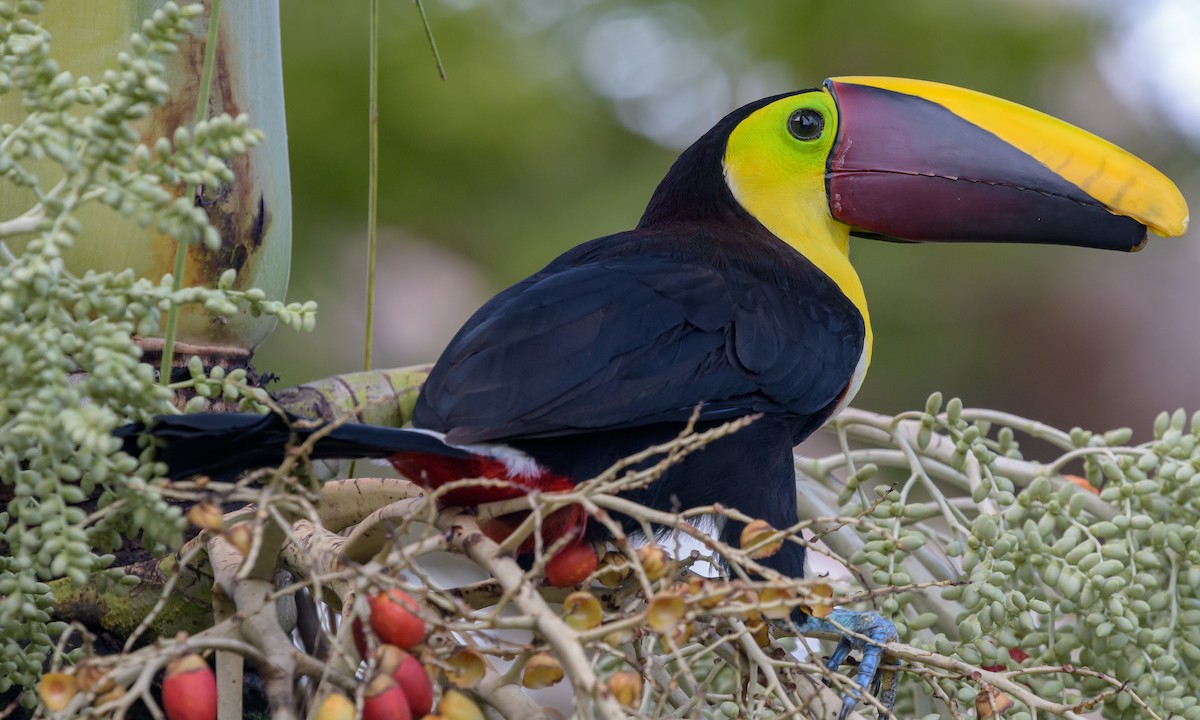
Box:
413, 229, 864, 444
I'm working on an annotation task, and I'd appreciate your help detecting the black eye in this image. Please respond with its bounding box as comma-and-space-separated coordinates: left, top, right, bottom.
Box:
788, 108, 824, 141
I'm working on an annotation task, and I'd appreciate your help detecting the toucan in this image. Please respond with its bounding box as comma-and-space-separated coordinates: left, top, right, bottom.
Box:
125, 77, 1188, 717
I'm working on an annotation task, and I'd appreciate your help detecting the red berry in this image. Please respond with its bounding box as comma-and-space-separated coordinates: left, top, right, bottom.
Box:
545, 542, 598, 587
363, 674, 412, 720
374, 645, 434, 717
162, 654, 217, 720
368, 590, 426, 649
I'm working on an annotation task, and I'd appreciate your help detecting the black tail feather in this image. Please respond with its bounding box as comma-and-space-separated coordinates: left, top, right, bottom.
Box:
117, 413, 471, 480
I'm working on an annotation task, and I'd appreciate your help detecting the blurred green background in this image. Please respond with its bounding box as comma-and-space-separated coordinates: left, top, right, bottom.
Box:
257, 0, 1200, 440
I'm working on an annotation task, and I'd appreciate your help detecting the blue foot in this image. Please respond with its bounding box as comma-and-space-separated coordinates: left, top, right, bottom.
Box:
803, 608, 899, 719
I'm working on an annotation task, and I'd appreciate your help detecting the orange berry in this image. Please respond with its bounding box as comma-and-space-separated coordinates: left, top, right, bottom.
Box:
759, 587, 797, 620
38, 672, 77, 712
739, 519, 784, 559
636, 545, 672, 581
186, 502, 224, 532
223, 524, 253, 556
646, 591, 685, 633
314, 692, 356, 720
596, 551, 629, 588
438, 690, 484, 720
445, 648, 485, 689
521, 653, 564, 689
607, 671, 643, 708
561, 591, 603, 631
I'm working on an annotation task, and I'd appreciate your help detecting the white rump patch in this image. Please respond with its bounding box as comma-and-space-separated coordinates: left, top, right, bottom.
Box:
466, 442, 544, 479
405, 428, 545, 479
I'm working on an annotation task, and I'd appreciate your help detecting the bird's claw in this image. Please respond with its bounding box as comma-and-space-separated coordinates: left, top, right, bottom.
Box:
804, 608, 899, 719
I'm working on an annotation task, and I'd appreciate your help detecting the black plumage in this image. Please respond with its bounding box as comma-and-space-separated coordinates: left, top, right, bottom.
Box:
414, 93, 864, 576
